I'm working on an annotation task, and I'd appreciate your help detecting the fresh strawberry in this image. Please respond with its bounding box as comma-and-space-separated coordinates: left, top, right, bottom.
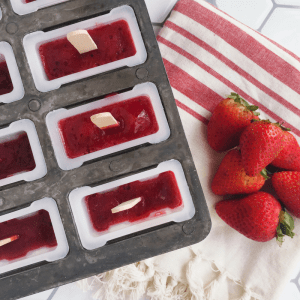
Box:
207, 93, 260, 152
272, 171, 300, 218
211, 149, 266, 195
271, 131, 300, 171
239, 120, 285, 176
215, 192, 295, 243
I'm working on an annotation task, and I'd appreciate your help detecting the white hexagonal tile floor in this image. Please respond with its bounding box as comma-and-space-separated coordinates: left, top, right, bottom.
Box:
261, 7, 300, 57
216, 0, 273, 29
279, 283, 300, 300
275, 0, 300, 5
145, 0, 178, 23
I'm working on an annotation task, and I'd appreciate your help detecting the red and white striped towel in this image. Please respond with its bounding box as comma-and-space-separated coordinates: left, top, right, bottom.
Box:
79, 1, 300, 299
158, 0, 300, 134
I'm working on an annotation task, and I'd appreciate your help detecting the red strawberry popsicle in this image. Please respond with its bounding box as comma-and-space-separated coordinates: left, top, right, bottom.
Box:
85, 171, 183, 232
0, 210, 57, 261
39, 20, 137, 81
58, 96, 158, 159
0, 132, 36, 180
0, 61, 13, 96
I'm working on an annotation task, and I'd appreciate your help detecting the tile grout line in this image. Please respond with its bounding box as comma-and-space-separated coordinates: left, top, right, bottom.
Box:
291, 271, 300, 293
46, 287, 59, 300
257, 4, 277, 32
276, 4, 300, 8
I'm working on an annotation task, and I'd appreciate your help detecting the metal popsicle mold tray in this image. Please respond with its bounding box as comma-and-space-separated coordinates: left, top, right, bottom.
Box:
0, 0, 211, 299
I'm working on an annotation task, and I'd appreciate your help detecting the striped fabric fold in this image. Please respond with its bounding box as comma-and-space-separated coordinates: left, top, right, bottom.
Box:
157, 0, 300, 136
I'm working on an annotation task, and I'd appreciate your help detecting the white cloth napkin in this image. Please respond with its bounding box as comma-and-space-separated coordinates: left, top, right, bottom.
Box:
78, 1, 300, 299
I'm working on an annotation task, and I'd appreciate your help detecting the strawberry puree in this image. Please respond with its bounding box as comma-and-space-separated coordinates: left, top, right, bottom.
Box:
0, 61, 13, 96
58, 96, 159, 159
85, 171, 183, 232
0, 132, 36, 180
39, 20, 137, 80
0, 210, 57, 261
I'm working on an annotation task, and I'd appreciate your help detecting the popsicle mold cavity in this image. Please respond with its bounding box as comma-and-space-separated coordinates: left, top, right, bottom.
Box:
0, 131, 36, 180
0, 59, 13, 96
58, 95, 158, 159
85, 171, 183, 232
69, 160, 196, 250
0, 210, 57, 261
0, 198, 69, 274
46, 82, 170, 171
40, 20, 136, 80
10, 0, 69, 15
23, 5, 147, 92
0, 42, 24, 104
0, 119, 47, 187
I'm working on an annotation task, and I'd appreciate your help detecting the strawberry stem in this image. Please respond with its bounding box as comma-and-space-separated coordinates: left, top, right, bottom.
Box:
276, 210, 295, 246
227, 93, 260, 116
260, 169, 270, 180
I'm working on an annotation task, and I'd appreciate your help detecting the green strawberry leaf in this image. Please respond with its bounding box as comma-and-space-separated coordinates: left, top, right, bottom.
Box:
226, 93, 260, 116
262, 119, 272, 124
276, 210, 295, 246
247, 105, 259, 111
274, 122, 291, 131
260, 169, 270, 180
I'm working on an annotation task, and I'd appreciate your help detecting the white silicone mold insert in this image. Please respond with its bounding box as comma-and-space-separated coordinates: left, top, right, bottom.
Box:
0, 42, 24, 104
46, 82, 170, 171
69, 160, 195, 250
23, 5, 147, 92
0, 119, 47, 187
10, 0, 69, 16
0, 197, 69, 274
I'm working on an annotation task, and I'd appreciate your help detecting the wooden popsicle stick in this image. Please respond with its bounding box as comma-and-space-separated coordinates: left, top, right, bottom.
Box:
0, 235, 19, 247
67, 30, 98, 54
111, 197, 142, 214
91, 112, 119, 130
